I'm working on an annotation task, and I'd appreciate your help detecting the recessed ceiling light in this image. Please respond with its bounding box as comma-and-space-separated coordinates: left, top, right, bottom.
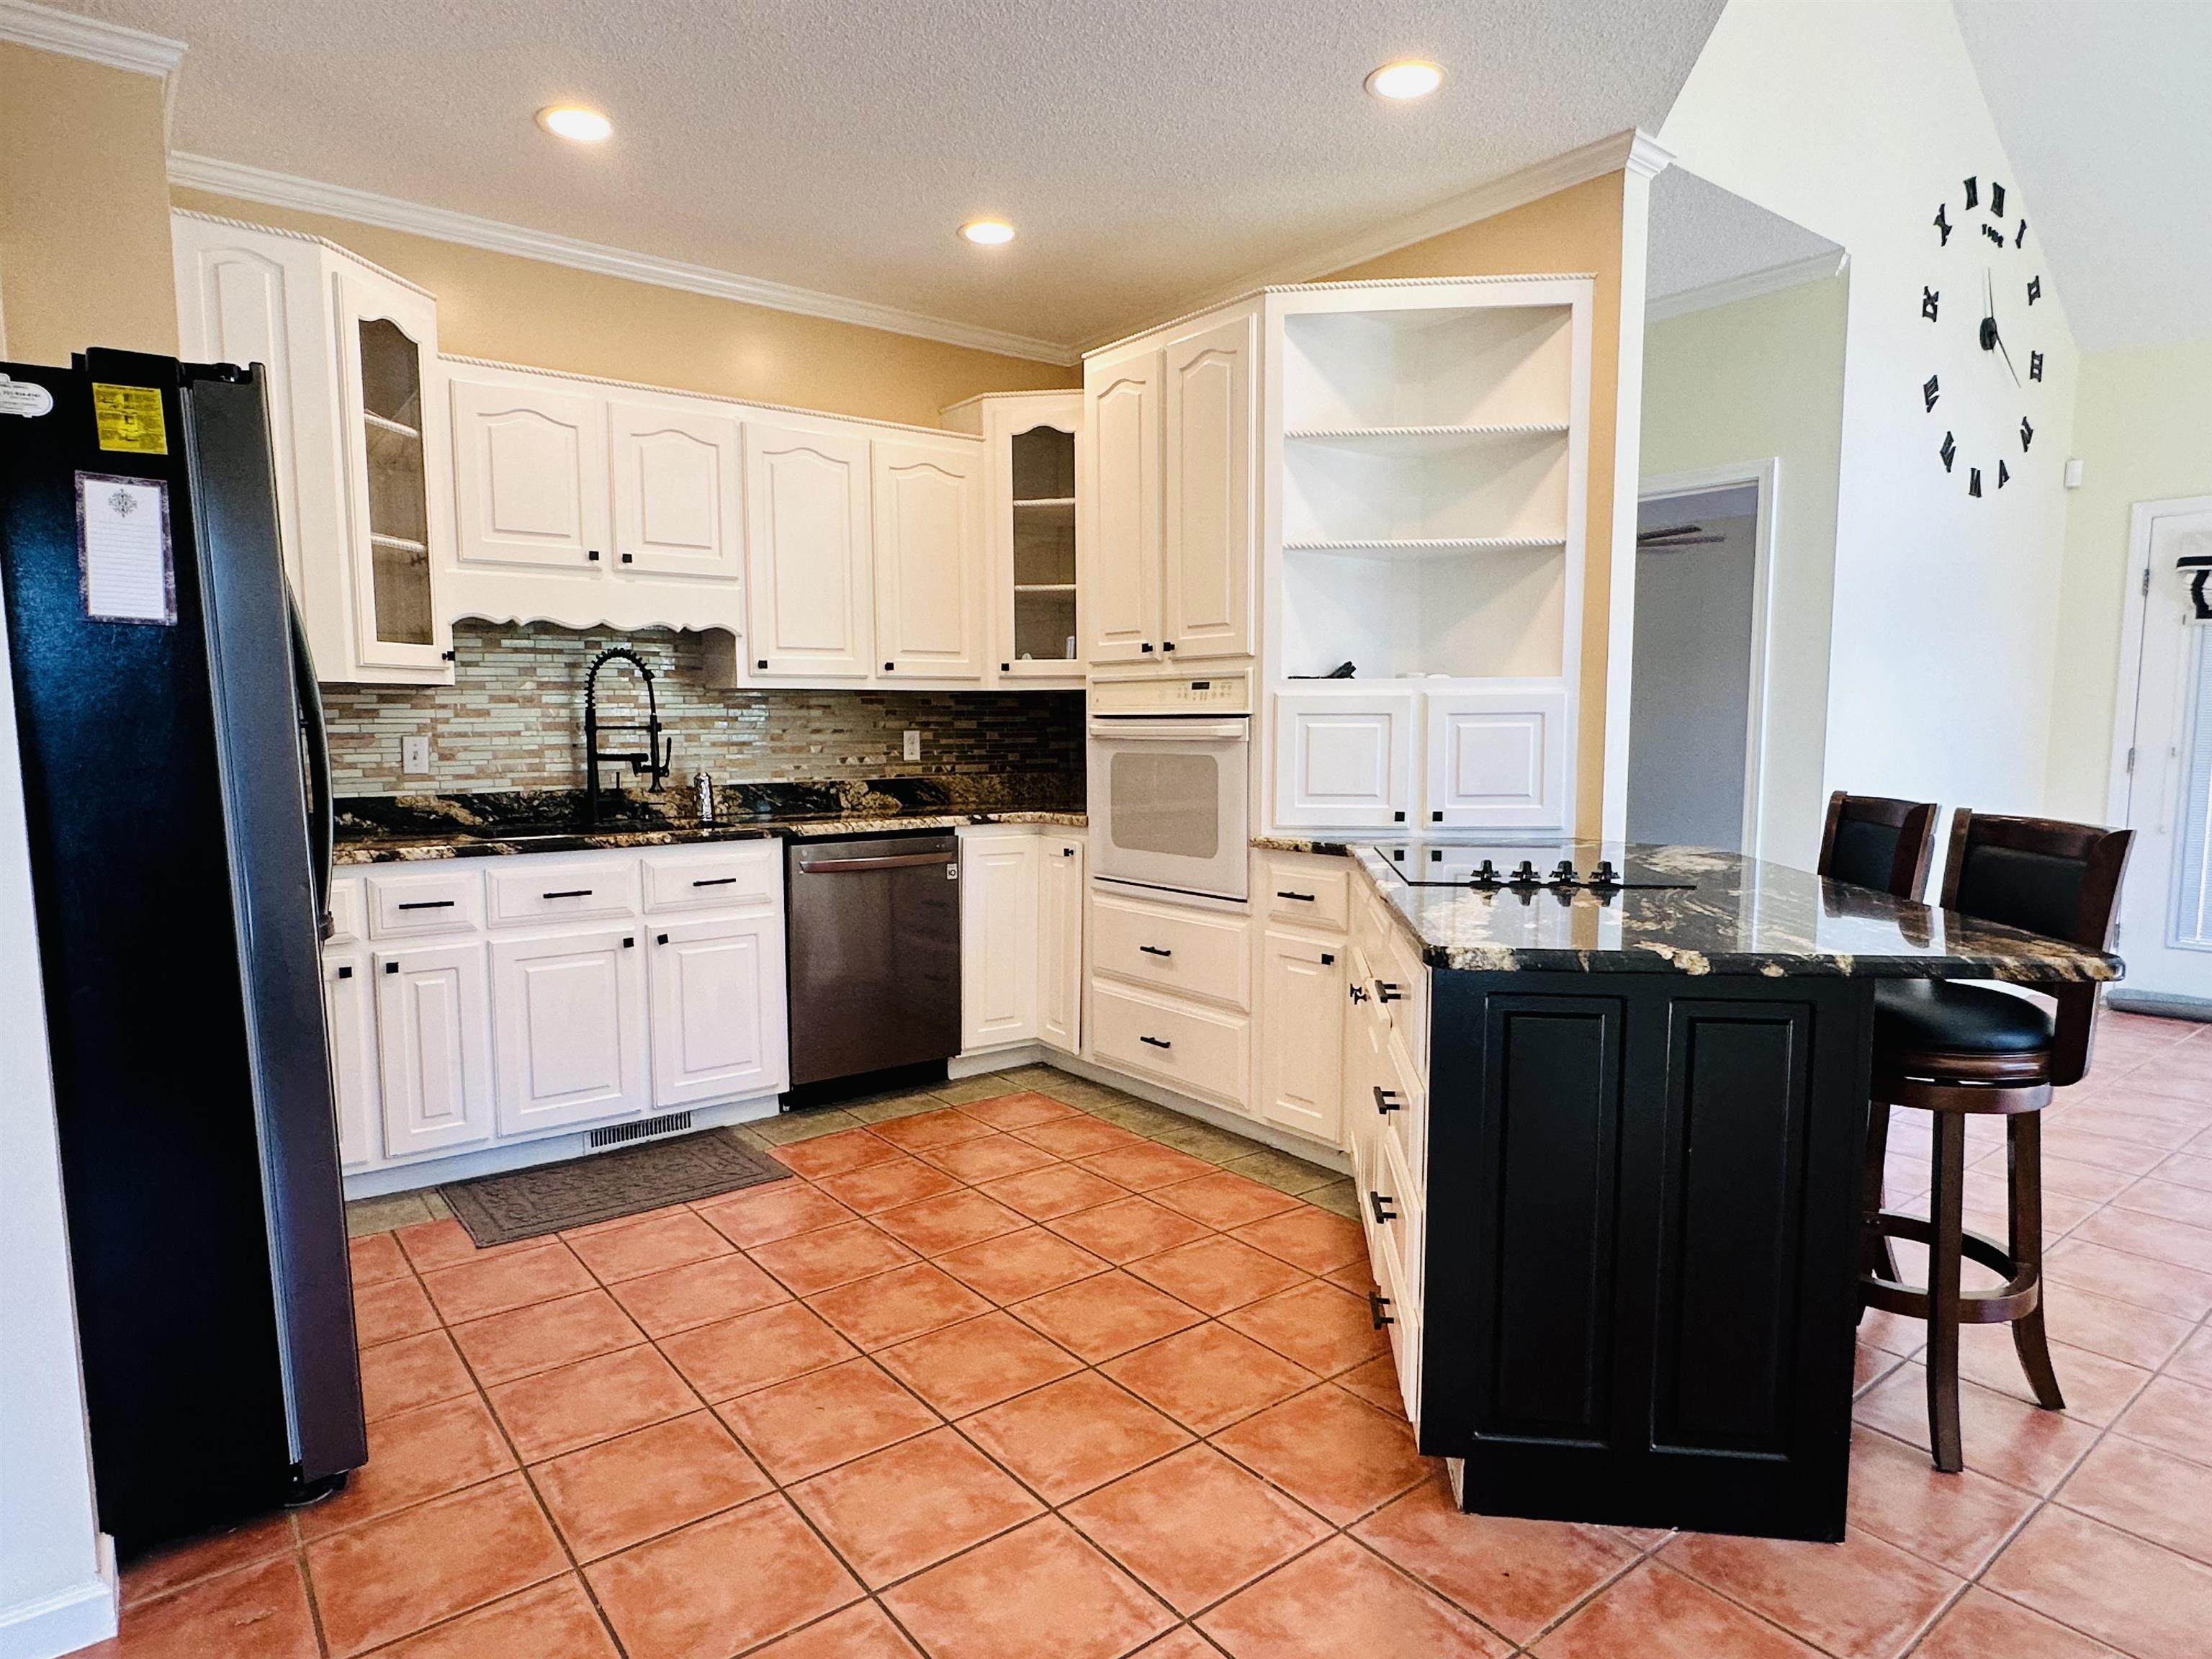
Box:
536, 105, 612, 143
959, 218, 1016, 247
1364, 60, 1443, 101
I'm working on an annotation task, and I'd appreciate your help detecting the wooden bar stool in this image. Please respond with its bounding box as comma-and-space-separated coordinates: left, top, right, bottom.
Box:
1859, 810, 2132, 1472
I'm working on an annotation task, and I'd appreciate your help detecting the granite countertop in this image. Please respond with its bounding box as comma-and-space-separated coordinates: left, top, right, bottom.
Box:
1352, 841, 2121, 983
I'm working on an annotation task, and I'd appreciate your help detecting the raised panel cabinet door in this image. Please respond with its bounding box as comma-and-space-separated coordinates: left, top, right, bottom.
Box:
1272, 692, 1416, 830
744, 421, 874, 677
489, 926, 650, 1138
1039, 835, 1084, 1053
374, 941, 494, 1157
609, 399, 741, 579
647, 914, 791, 1109
960, 832, 1040, 1051
1163, 314, 1254, 660
1083, 350, 1161, 662
1256, 929, 1345, 1143
450, 375, 608, 570
1424, 688, 1570, 832
873, 437, 984, 678
324, 953, 381, 1170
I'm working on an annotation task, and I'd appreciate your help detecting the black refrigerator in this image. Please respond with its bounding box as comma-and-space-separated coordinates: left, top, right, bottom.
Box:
0, 349, 366, 1555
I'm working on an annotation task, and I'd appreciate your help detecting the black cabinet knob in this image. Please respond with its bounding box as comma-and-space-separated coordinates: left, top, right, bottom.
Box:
588, 549, 601, 562
621, 552, 634, 564
336, 964, 353, 979
884, 662, 894, 672
1139, 642, 1155, 653
1393, 810, 1406, 822
384, 961, 398, 974
656, 932, 669, 945
623, 937, 635, 948
1161, 642, 1175, 652
756, 659, 768, 670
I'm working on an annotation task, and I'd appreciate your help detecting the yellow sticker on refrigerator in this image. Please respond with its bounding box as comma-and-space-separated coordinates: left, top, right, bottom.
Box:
91, 383, 167, 454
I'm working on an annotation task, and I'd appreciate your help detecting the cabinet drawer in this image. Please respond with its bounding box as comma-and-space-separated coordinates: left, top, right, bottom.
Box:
367, 869, 485, 938
1090, 981, 1250, 1108
1374, 922, 1429, 1072
1377, 1121, 1424, 1308
1375, 1024, 1429, 1197
1091, 891, 1250, 1010
326, 878, 364, 945
486, 858, 640, 926
642, 844, 780, 913
1263, 858, 1349, 932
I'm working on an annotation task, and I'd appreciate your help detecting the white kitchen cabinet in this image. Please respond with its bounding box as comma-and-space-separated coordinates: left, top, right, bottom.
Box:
1163, 314, 1254, 660
374, 940, 495, 1157
648, 913, 789, 1109
1255, 929, 1345, 1144
873, 436, 984, 679
744, 421, 874, 678
961, 829, 1041, 1051
489, 925, 652, 1137
1423, 686, 1570, 832
324, 953, 380, 1171
1083, 346, 1162, 664
609, 398, 742, 580
944, 392, 1084, 683
449, 372, 607, 571
1272, 691, 1417, 830
1038, 834, 1084, 1054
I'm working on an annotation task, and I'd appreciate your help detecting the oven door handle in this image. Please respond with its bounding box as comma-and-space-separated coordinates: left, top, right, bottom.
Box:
1087, 718, 1249, 742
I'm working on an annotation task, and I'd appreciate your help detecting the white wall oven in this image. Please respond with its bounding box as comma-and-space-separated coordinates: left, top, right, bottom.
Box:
1088, 674, 1251, 902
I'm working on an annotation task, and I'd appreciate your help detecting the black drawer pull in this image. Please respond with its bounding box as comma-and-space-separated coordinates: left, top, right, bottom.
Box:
1139, 1034, 1172, 1050
336, 964, 353, 979
1348, 983, 1369, 1004
1373, 1086, 1403, 1115
1369, 1290, 1395, 1329
692, 876, 738, 887
542, 888, 593, 899
1062, 846, 1076, 857
1138, 944, 1173, 958
396, 899, 455, 911
1368, 1191, 1398, 1225
1276, 889, 1314, 902
1376, 981, 1403, 1004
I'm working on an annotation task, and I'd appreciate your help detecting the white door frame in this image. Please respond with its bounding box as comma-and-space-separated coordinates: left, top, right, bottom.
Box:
1637, 459, 1781, 860
2105, 493, 2212, 822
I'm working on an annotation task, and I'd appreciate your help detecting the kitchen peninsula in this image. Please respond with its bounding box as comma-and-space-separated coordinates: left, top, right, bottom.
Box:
1331, 840, 2119, 1542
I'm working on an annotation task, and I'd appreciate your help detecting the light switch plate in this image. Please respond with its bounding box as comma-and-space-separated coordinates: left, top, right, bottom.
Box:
402, 734, 432, 776
903, 729, 922, 761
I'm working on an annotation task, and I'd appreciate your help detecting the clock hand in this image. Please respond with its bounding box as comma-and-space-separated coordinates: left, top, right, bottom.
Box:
1993, 324, 2021, 388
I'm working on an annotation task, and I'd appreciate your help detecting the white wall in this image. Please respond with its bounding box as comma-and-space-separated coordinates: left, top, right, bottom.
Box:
1660, 0, 2080, 817
0, 625, 115, 1656
1640, 274, 1849, 864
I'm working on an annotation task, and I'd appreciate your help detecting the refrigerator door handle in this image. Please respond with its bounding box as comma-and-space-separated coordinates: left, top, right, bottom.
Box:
287, 588, 335, 940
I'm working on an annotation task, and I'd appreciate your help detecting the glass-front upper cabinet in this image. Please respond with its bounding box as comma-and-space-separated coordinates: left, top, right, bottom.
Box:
953, 391, 1082, 685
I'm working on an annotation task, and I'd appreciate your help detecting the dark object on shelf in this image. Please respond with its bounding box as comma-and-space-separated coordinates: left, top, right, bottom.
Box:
1288, 661, 1357, 679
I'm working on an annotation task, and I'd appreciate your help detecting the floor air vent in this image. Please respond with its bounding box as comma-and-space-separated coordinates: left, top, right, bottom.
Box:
589, 1111, 694, 1149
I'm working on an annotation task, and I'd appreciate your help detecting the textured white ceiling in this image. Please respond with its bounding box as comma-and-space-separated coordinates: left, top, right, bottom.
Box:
1954, 0, 2212, 353
74, 0, 1722, 351
1646, 167, 1841, 307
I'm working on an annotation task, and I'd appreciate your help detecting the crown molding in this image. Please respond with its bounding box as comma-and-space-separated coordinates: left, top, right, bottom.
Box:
1079, 128, 1673, 351
167, 151, 1081, 367
1646, 248, 1848, 323
0, 0, 185, 137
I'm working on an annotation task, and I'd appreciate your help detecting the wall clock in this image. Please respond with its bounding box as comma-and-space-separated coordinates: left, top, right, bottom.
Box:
1923, 174, 2044, 498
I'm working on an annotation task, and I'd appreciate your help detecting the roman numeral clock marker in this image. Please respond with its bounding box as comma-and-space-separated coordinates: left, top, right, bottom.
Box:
1924, 174, 2044, 500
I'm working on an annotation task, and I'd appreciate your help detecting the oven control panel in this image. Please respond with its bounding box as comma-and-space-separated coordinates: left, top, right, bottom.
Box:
1089, 670, 1252, 716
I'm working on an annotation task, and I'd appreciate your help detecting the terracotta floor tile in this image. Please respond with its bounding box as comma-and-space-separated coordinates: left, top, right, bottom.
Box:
1010, 1269, 1205, 1362
1911, 1586, 2124, 1659
1213, 1384, 1431, 1525
98, 1555, 320, 1659
2169, 1323, 2212, 1389
2038, 1282, 2198, 1370
871, 1188, 1030, 1255
349, 1231, 409, 1286
355, 1274, 440, 1347
585, 1493, 863, 1659
2041, 1126, 2175, 1175
395, 1217, 536, 1272
1048, 1196, 1214, 1264
747, 1218, 918, 1296
923, 1131, 1066, 1183
421, 1240, 595, 1323
2059, 1431, 2212, 1567
1125, 1235, 1308, 1316
359, 1328, 475, 1421
959, 1371, 1193, 1503
449, 1290, 645, 1386
1066, 1444, 1333, 1614
935, 1226, 1110, 1303
960, 1090, 1081, 1130
2154, 1151, 2212, 1192
2036, 1155, 2141, 1204
1353, 1474, 1641, 1644
813, 1154, 965, 1215
606, 1251, 788, 1336
2116, 1176, 2212, 1228
659, 1300, 858, 1401
1857, 1306, 1928, 1358
563, 1210, 732, 1282
809, 1262, 995, 1350
791, 1426, 1044, 1588
1662, 1528, 1960, 1659
1855, 1362, 2100, 1492
1220, 1280, 1389, 1377
1843, 1426, 2036, 1577
881, 1515, 1175, 1659
716, 1357, 941, 1483
1148, 1171, 1303, 1231
1230, 1206, 1368, 1275
1102, 1323, 1320, 1434
746, 1601, 924, 1658
770, 1125, 906, 1177
487, 1344, 700, 1461
978, 1161, 1132, 1221
1855, 1341, 1905, 1396
306, 1474, 568, 1658
374, 1576, 620, 1659
1951, 1323, 2149, 1425
695, 1180, 855, 1249
1015, 1115, 1151, 1159
1130, 1633, 1223, 1659
298, 1393, 516, 1539
1336, 1352, 1409, 1421
1984, 1503, 2212, 1659
1532, 1561, 1820, 1658
869, 1105, 1002, 1152
120, 1512, 297, 1609
2072, 1204, 2212, 1273
530, 1410, 769, 1561
1198, 1534, 1509, 1659
877, 1309, 1083, 1416
2113, 1372, 2212, 1464
1080, 1144, 1221, 1192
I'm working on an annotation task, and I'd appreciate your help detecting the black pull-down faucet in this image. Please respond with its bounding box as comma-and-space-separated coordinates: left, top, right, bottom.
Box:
583, 647, 671, 826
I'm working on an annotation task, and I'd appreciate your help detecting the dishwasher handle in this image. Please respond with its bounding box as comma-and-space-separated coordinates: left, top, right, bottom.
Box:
796, 849, 957, 874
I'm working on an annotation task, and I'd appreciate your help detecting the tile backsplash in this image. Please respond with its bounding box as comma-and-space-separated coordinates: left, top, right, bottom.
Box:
323, 621, 1084, 796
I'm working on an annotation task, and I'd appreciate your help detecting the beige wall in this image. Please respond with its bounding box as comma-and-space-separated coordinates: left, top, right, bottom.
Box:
0, 42, 177, 364
1323, 172, 1630, 832
2044, 336, 2212, 821
1640, 275, 1850, 866
171, 188, 1076, 428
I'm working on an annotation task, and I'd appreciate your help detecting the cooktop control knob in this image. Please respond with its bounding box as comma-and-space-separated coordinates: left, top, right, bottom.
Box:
1511, 860, 1539, 885
1590, 860, 1621, 888
1473, 858, 1499, 886
1552, 859, 1579, 886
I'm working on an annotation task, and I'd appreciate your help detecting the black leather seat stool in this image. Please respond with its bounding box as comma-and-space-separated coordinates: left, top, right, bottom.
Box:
1859, 810, 2131, 1472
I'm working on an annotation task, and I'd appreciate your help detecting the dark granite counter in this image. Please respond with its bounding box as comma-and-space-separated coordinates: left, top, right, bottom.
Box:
1354, 840, 2120, 983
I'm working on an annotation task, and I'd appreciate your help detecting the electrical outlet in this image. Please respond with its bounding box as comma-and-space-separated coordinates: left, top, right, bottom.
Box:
402, 734, 432, 776
903, 729, 922, 761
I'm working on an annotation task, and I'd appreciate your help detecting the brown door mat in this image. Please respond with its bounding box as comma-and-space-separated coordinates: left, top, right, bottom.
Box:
439, 1128, 791, 1246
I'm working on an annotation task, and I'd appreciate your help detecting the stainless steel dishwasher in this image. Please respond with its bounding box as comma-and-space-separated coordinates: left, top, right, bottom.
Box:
785, 831, 961, 1089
